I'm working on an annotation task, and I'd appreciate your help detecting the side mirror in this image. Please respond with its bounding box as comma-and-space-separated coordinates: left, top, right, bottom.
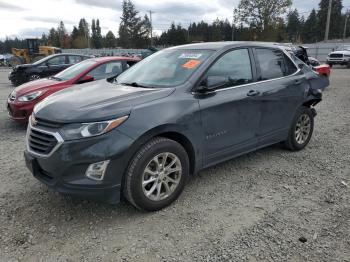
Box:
78, 74, 94, 84
197, 76, 227, 93
106, 73, 120, 83
45, 62, 50, 67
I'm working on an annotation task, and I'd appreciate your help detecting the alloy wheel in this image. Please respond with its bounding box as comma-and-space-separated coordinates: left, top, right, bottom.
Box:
29, 75, 40, 81
295, 114, 311, 144
142, 152, 182, 201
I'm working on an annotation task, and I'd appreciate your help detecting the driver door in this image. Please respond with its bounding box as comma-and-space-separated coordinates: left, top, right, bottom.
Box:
197, 48, 261, 167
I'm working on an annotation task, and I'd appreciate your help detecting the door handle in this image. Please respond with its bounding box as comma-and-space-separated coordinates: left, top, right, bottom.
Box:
247, 90, 260, 97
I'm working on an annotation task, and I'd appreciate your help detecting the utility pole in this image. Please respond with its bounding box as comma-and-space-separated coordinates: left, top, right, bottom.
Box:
148, 10, 155, 47
344, 11, 349, 40
231, 8, 235, 41
324, 0, 332, 42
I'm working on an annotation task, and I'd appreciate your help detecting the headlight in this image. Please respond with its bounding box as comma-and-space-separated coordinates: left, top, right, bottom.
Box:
60, 115, 129, 140
18, 91, 44, 102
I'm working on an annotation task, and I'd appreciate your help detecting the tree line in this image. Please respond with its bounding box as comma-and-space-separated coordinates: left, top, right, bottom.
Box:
0, 0, 349, 53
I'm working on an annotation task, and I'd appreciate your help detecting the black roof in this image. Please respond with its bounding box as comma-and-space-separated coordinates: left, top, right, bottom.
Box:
170, 41, 284, 51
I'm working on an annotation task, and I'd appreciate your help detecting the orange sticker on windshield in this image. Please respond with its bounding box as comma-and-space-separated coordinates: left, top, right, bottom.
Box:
182, 59, 201, 69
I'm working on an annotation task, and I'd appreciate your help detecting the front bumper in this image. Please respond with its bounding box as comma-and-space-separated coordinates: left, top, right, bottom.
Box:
24, 127, 135, 204
7, 99, 33, 123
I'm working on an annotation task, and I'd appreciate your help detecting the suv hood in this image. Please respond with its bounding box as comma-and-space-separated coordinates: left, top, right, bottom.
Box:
34, 80, 175, 123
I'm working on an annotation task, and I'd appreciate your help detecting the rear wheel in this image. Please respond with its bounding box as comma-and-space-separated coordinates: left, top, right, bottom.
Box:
124, 137, 189, 211
284, 107, 314, 151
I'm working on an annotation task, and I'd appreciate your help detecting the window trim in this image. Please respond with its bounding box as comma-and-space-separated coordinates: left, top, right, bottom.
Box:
192, 47, 301, 94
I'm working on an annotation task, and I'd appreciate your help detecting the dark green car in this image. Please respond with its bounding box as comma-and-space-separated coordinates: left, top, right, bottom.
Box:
24, 42, 329, 211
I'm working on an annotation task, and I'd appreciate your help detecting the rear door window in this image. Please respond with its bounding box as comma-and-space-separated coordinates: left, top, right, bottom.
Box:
68, 55, 82, 64
255, 48, 285, 80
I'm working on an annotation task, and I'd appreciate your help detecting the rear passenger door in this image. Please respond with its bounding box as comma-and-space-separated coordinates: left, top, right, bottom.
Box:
252, 48, 307, 145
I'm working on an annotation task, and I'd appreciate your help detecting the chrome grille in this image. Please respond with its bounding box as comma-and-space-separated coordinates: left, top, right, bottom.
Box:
329, 54, 343, 58
28, 129, 58, 155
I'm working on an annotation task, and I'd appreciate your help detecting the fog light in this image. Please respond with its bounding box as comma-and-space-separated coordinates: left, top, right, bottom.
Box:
85, 160, 110, 181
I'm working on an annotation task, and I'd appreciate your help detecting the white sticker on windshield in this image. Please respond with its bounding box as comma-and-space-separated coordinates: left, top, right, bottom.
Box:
178, 53, 202, 59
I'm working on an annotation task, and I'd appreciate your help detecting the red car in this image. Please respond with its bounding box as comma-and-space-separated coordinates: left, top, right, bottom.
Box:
7, 56, 140, 124
308, 57, 331, 78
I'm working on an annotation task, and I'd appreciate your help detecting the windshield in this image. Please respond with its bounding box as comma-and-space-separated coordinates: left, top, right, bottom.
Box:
116, 49, 214, 88
54, 60, 97, 81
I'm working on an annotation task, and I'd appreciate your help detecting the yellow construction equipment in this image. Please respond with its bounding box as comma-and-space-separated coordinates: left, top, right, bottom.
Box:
10, 38, 61, 67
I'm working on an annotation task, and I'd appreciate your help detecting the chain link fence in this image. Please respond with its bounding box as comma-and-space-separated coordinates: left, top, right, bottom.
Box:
302, 42, 350, 62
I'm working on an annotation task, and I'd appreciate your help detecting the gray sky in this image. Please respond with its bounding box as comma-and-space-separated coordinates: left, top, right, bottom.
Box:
0, 0, 350, 39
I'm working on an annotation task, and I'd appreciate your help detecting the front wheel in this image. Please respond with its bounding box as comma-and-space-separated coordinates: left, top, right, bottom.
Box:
284, 107, 314, 151
123, 137, 189, 211
29, 74, 41, 81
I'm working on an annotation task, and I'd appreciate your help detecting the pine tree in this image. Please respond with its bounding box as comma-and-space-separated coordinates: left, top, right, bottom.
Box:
286, 9, 301, 42
302, 9, 319, 43
105, 31, 117, 48
118, 0, 151, 48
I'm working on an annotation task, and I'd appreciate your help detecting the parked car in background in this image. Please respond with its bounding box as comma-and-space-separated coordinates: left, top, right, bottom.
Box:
281, 44, 331, 78
326, 46, 350, 68
8, 53, 91, 86
308, 57, 331, 78
7, 56, 140, 123
24, 42, 329, 211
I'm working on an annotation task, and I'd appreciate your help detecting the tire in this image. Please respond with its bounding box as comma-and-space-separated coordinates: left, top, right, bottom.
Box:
328, 63, 333, 68
347, 62, 350, 69
284, 106, 314, 151
29, 74, 41, 81
124, 137, 189, 211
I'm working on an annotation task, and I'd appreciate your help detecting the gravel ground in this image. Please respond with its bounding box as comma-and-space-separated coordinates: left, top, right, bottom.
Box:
0, 68, 349, 262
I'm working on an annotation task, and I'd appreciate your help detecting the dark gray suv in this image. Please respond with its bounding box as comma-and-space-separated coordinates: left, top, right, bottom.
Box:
24, 42, 329, 211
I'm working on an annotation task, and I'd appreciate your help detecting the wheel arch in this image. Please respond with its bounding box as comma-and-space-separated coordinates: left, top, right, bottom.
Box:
124, 124, 198, 176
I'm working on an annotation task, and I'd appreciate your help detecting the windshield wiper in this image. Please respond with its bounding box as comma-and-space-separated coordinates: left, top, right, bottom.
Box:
48, 76, 62, 81
120, 82, 151, 88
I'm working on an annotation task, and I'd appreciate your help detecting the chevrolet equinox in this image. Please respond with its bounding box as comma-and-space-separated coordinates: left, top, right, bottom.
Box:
24, 42, 329, 211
